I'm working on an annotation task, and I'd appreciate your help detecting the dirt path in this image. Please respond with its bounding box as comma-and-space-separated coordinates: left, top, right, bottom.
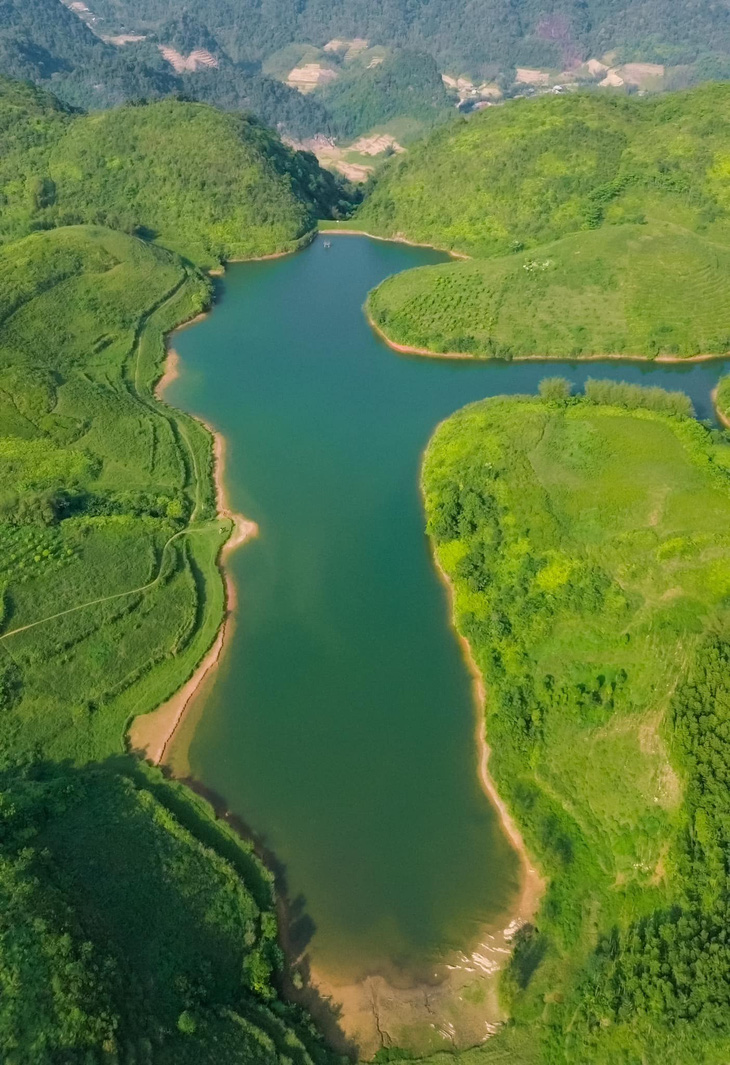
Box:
0, 527, 207, 643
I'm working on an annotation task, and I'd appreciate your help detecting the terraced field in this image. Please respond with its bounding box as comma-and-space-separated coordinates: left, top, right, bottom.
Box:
0, 226, 227, 765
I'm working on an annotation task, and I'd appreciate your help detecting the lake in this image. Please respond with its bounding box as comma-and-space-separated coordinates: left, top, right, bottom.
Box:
165, 234, 728, 992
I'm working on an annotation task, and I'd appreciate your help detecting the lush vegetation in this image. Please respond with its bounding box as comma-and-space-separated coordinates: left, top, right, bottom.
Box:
411, 385, 730, 1063
715, 375, 730, 426
8, 0, 730, 146
0, 222, 341, 1062
363, 84, 730, 359
0, 79, 351, 267
0, 226, 216, 764
0, 0, 177, 110
368, 222, 730, 359
0, 0, 335, 139
0, 761, 337, 1063
315, 50, 452, 142
359, 86, 730, 256
70, 0, 730, 80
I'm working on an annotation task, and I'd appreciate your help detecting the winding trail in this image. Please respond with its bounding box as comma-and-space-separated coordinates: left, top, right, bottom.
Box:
0, 525, 219, 643
1, 260, 225, 645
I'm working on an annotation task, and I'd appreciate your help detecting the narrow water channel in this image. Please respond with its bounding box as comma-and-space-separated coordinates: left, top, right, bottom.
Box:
165, 235, 728, 987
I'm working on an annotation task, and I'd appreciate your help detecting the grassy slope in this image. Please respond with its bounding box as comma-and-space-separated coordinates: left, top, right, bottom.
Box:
0, 226, 218, 765
0, 226, 337, 1063
368, 222, 730, 359
361, 84, 730, 359
0, 79, 346, 268
412, 388, 730, 1063
357, 86, 730, 257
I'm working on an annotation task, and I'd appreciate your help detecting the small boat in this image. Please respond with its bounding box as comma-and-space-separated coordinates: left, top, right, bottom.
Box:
323, 240, 332, 248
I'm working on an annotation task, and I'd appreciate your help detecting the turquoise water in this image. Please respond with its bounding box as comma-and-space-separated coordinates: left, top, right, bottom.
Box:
167, 235, 728, 985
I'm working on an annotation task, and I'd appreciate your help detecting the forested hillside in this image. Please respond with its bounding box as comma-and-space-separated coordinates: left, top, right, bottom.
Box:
413, 386, 730, 1064
0, 0, 336, 138
316, 49, 452, 141
0, 0, 177, 109
0, 223, 339, 1064
359, 86, 730, 255
0, 75, 357, 1059
363, 83, 730, 360
75, 0, 730, 79
0, 80, 351, 266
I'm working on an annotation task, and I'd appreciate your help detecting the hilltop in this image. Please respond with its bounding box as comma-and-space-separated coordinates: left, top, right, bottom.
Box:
358, 85, 730, 256
362, 84, 730, 360
0, 80, 351, 266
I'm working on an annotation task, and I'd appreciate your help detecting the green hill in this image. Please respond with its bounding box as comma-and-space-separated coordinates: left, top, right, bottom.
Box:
0, 223, 338, 1063
316, 49, 453, 142
357, 85, 730, 257
0, 225, 215, 764
362, 84, 730, 360
367, 223, 730, 359
415, 385, 730, 1064
0, 0, 177, 110
0, 81, 350, 266
0, 0, 333, 139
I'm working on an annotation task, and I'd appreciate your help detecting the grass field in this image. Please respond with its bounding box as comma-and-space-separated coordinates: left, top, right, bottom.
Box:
415, 385, 730, 1063
367, 223, 730, 359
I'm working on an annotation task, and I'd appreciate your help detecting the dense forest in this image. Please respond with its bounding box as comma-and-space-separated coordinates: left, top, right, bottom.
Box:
71, 0, 730, 78
7, 0, 730, 153
0, 0, 458, 141
361, 83, 730, 360
413, 387, 730, 1063
0, 0, 337, 138
0, 78, 352, 266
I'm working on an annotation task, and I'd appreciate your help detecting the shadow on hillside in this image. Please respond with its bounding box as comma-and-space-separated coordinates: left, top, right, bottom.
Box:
3, 755, 359, 1060
158, 764, 361, 1060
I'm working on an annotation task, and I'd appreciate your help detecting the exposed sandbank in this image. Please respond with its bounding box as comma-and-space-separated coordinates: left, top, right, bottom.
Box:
367, 307, 730, 365
712, 385, 730, 429
129, 328, 258, 764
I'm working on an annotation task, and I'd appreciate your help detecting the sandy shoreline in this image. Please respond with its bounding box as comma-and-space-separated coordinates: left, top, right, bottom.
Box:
366, 308, 730, 365
129, 326, 258, 764
712, 386, 730, 428
323, 227, 471, 260
430, 547, 545, 923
